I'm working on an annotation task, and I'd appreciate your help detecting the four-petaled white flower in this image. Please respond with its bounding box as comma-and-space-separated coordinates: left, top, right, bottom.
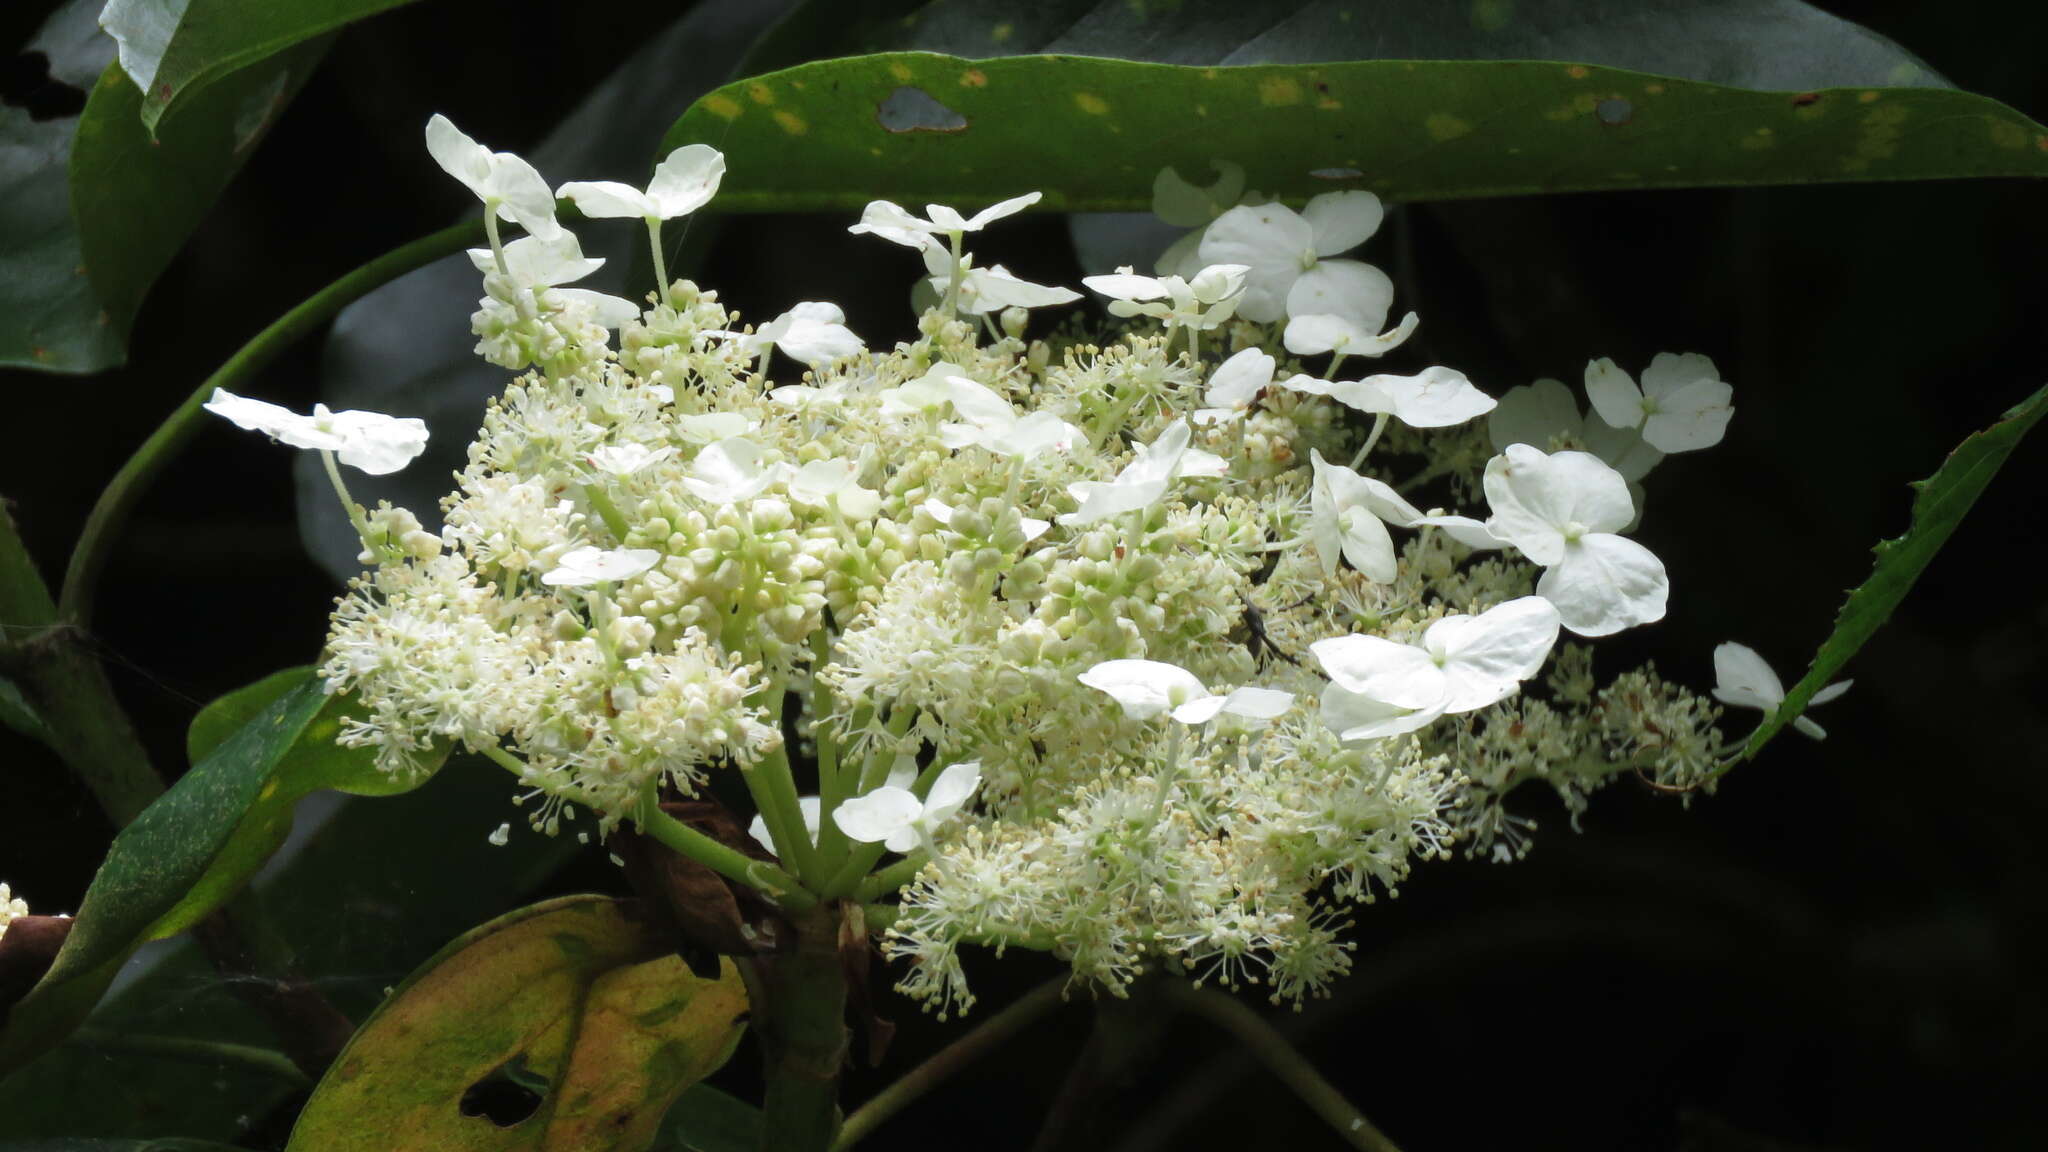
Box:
922, 247, 1081, 314
1711, 642, 1851, 741
1193, 347, 1276, 424
1082, 264, 1249, 332
466, 233, 638, 329
203, 389, 429, 475
541, 546, 661, 587
1060, 421, 1214, 525
555, 144, 726, 222
425, 114, 561, 241
1197, 190, 1386, 324
748, 796, 824, 857
1585, 353, 1734, 453
788, 458, 883, 519
587, 443, 675, 476
1482, 444, 1668, 637
1312, 596, 1562, 741
682, 438, 779, 505
737, 302, 864, 369
1079, 659, 1294, 725
847, 193, 1042, 248
1284, 365, 1496, 429
1487, 377, 1663, 483
938, 376, 1081, 458
833, 762, 983, 854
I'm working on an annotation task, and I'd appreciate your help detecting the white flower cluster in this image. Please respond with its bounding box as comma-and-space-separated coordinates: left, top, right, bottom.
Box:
203, 120, 1839, 1018
0, 883, 27, 941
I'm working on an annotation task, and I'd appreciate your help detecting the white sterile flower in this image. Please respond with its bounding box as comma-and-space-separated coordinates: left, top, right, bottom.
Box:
1311, 450, 1502, 560
587, 443, 674, 475
203, 389, 429, 475
1197, 190, 1386, 324
541, 546, 661, 587
1312, 596, 1561, 741
923, 498, 1051, 544
1488, 377, 1662, 483
682, 437, 778, 504
1082, 264, 1249, 331
424, 114, 561, 241
467, 232, 603, 287
1059, 420, 1198, 526
1584, 353, 1733, 453
0, 883, 26, 939
1284, 309, 1420, 359
1193, 347, 1276, 423
1482, 444, 1668, 636
555, 143, 725, 222
938, 376, 1080, 458
1711, 643, 1851, 741
739, 302, 864, 369
833, 762, 983, 853
848, 193, 1042, 248
748, 796, 824, 856
920, 246, 1080, 314
1079, 659, 1293, 725
1284, 365, 1495, 429
788, 459, 883, 519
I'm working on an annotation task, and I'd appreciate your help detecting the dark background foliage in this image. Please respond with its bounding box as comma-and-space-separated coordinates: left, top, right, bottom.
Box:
3, 1, 2044, 1148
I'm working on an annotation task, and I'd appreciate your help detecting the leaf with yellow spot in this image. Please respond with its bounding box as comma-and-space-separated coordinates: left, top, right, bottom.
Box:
0, 668, 451, 1075
287, 896, 748, 1151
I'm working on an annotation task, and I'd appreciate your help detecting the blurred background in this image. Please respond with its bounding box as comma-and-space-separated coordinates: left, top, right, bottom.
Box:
2, 1, 2044, 1148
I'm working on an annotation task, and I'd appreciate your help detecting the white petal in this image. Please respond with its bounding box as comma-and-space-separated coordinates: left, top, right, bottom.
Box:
1308, 634, 1445, 709
1152, 162, 1244, 227
542, 546, 660, 587
329, 410, 431, 475
1487, 379, 1582, 453
1205, 347, 1276, 409
1197, 203, 1311, 323
484, 154, 562, 241
1019, 516, 1052, 543
833, 787, 923, 844
921, 761, 982, 824
1303, 190, 1384, 256
1641, 377, 1734, 453
1412, 514, 1504, 551
1578, 419, 1666, 483
1187, 263, 1248, 304
1583, 357, 1647, 431
965, 191, 1041, 230
1283, 259, 1391, 330
555, 180, 656, 219
942, 375, 1017, 428
1217, 686, 1295, 720
1083, 270, 1169, 302
1791, 716, 1829, 740
960, 266, 1082, 312
1424, 596, 1561, 712
203, 389, 333, 448
746, 813, 777, 854
588, 443, 673, 475
674, 412, 754, 442
1078, 659, 1207, 721
787, 458, 857, 505
553, 287, 640, 330
1321, 684, 1444, 742
1712, 642, 1785, 709
1482, 445, 1636, 562
1153, 227, 1209, 279
1638, 352, 1720, 401
847, 200, 940, 248
683, 438, 776, 504
425, 114, 489, 193
1170, 695, 1229, 724
1351, 366, 1495, 428
646, 144, 726, 218
1808, 679, 1853, 705
1539, 533, 1669, 637
996, 410, 1081, 459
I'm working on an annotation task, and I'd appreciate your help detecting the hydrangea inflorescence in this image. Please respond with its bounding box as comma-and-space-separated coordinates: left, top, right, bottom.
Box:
208, 121, 1816, 1019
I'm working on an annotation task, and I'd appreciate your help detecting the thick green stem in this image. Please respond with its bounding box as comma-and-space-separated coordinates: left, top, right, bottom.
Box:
745, 903, 851, 1152
834, 979, 1069, 1150
58, 219, 485, 625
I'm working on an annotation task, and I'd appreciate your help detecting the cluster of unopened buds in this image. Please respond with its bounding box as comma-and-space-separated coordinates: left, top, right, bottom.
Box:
204, 119, 1848, 1014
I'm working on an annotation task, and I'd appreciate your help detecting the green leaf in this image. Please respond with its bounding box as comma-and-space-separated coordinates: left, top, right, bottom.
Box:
664, 51, 2048, 213
0, 1, 323, 374
287, 896, 748, 1150
100, 0, 419, 134
0, 765, 583, 1141
0, 676, 54, 750
655, 1085, 762, 1152
1742, 384, 2048, 758
0, 669, 448, 1075
0, 1141, 248, 1151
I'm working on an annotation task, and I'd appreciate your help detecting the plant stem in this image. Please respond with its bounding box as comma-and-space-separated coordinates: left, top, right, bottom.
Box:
646, 216, 671, 306
1158, 981, 1402, 1152
58, 218, 485, 625
744, 903, 851, 1152
1350, 412, 1390, 470
833, 978, 1069, 1150
851, 852, 929, 903
72, 1028, 311, 1087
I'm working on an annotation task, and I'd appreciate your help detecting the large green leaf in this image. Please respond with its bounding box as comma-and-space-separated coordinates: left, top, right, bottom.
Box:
100, 0, 419, 134
1741, 383, 2048, 758
287, 896, 748, 1151
0, 1, 322, 373
655, 1085, 761, 1152
663, 51, 2048, 213
0, 669, 448, 1075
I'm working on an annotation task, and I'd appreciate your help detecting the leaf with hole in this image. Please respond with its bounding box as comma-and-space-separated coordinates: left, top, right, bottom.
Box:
1740, 383, 2048, 758
286, 895, 748, 1150
0, 669, 449, 1076
100, 0, 420, 134
663, 52, 2048, 212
